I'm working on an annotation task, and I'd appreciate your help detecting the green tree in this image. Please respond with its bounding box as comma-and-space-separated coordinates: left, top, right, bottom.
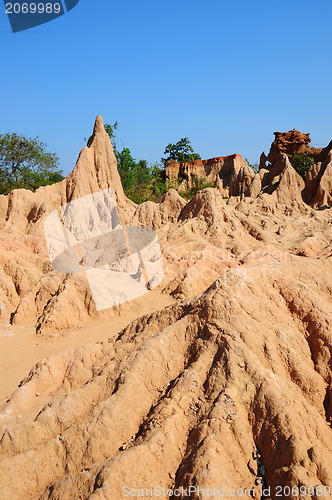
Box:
132, 159, 153, 185
104, 122, 119, 152
0, 133, 64, 194
288, 153, 315, 179
115, 147, 137, 191
162, 138, 201, 167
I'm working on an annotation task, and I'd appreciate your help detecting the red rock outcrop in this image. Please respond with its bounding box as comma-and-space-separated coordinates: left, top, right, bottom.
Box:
267, 129, 332, 166
267, 130, 311, 164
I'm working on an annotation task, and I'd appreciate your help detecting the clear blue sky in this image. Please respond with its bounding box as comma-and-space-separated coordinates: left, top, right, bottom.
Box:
1, 0, 332, 175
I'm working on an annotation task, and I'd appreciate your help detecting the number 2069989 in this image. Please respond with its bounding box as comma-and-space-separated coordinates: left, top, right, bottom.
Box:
6, 3, 62, 14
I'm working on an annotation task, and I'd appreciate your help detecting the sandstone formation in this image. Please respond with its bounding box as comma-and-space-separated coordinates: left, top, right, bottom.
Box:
165, 130, 332, 209
0, 115, 137, 331
0, 115, 135, 237
166, 155, 259, 198
305, 150, 332, 207
1, 117, 332, 499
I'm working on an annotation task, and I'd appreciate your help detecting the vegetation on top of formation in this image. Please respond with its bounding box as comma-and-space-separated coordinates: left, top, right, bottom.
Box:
0, 123, 277, 202
161, 137, 201, 167
288, 152, 315, 179
0, 133, 64, 195
175, 177, 215, 200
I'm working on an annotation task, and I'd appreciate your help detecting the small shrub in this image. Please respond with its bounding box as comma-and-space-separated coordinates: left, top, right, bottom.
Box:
179, 177, 214, 199
165, 178, 182, 191
288, 153, 315, 179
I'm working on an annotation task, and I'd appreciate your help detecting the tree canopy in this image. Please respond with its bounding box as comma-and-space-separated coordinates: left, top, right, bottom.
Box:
104, 121, 119, 151
162, 137, 201, 167
0, 133, 64, 194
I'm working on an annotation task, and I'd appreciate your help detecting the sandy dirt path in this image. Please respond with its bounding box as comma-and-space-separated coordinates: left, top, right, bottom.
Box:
0, 290, 175, 406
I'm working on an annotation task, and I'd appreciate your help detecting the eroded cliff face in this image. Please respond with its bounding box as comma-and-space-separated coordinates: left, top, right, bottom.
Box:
166, 154, 258, 198
0, 118, 332, 499
165, 130, 332, 209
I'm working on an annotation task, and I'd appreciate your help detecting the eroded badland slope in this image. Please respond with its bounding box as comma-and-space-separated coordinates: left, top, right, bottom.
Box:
0, 118, 331, 499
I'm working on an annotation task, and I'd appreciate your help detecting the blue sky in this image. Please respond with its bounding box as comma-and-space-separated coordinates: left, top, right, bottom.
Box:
1, 0, 331, 175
